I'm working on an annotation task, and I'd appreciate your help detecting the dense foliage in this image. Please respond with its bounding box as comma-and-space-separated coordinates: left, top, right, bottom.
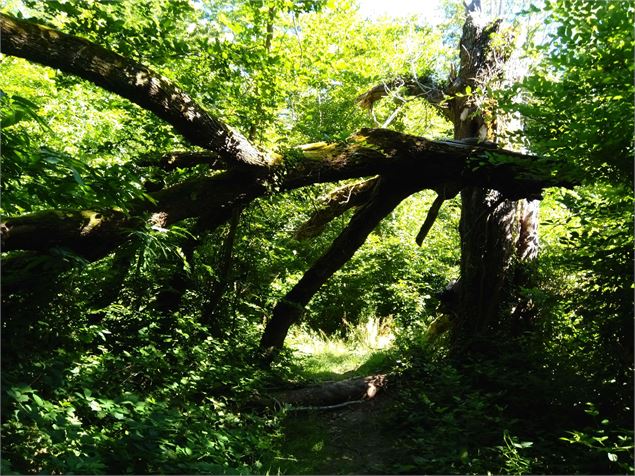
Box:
388, 1, 634, 473
1, 0, 632, 474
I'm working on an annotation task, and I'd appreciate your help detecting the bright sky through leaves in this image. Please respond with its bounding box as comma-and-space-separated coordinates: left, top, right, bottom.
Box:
358, 0, 443, 22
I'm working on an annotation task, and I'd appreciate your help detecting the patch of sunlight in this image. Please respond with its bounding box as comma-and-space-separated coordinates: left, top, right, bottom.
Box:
287, 317, 395, 381
311, 440, 324, 452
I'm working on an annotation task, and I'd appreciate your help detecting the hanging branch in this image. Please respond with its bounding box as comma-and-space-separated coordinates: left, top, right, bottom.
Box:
356, 76, 446, 112
415, 184, 462, 246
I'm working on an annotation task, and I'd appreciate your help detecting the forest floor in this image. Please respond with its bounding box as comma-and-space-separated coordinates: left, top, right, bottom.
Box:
278, 390, 401, 474
274, 326, 404, 474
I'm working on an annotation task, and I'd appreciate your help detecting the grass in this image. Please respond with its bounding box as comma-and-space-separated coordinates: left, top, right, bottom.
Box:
274, 317, 401, 474
286, 317, 396, 382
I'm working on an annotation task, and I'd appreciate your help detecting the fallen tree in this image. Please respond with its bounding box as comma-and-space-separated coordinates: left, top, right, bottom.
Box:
0, 11, 575, 352
255, 375, 388, 411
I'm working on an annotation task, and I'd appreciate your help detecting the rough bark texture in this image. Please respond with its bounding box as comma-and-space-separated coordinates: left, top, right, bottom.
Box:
449, 7, 545, 344
260, 178, 417, 353
450, 12, 520, 342
294, 178, 378, 240
1, 129, 564, 259
516, 199, 540, 262
457, 188, 517, 335
0, 13, 267, 168
354, 4, 534, 343
0, 209, 138, 260
268, 375, 387, 408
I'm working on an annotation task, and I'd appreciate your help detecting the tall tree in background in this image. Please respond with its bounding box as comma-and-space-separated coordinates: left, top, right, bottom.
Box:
452, 0, 541, 344
357, 0, 541, 348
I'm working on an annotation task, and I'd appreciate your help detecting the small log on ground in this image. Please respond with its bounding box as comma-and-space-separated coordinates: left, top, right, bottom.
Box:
270, 374, 388, 408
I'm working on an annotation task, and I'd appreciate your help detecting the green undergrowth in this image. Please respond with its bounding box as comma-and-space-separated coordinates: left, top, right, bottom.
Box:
376, 332, 634, 475
1, 301, 287, 475
276, 323, 634, 475
286, 317, 397, 383
274, 318, 403, 475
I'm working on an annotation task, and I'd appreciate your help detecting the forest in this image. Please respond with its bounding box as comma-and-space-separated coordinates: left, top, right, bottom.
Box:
0, 0, 633, 474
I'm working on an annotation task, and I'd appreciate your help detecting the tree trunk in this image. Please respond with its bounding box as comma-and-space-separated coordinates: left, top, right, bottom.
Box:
456, 187, 517, 339
450, 5, 541, 346
201, 207, 242, 335
260, 178, 414, 354
448, 7, 519, 345
267, 375, 387, 408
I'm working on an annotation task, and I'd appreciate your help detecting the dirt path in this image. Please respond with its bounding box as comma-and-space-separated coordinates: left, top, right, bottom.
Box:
278, 392, 402, 474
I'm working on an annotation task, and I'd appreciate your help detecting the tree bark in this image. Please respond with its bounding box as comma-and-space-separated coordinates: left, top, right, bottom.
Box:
268, 374, 387, 408
201, 207, 242, 335
294, 178, 378, 240
0, 13, 267, 168
456, 187, 517, 337
1, 129, 564, 259
450, 9, 537, 345
260, 177, 417, 353
450, 13, 517, 342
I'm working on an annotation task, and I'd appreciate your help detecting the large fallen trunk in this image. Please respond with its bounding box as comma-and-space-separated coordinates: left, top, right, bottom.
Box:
1, 128, 569, 259
0, 12, 578, 352
0, 13, 267, 169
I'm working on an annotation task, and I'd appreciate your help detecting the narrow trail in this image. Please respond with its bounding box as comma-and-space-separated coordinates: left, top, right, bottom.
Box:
278, 383, 402, 474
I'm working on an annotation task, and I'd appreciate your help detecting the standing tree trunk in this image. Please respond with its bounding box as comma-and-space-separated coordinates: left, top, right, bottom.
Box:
450, 3, 541, 347
201, 207, 243, 336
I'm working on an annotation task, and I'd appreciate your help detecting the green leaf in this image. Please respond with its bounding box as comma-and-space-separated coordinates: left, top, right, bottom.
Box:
70, 167, 85, 185
32, 394, 44, 406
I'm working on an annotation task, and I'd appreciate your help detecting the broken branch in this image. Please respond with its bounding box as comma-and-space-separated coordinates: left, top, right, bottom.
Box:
294, 178, 378, 240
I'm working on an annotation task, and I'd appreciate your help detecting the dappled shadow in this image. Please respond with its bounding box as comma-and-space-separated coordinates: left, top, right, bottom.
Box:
277, 392, 400, 475
274, 350, 402, 474
288, 348, 395, 384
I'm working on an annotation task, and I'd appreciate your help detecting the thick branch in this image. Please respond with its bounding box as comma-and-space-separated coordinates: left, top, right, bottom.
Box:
1, 129, 575, 258
0, 210, 138, 260
260, 177, 420, 353
356, 76, 446, 112
415, 184, 461, 246
270, 375, 387, 408
415, 194, 445, 246
0, 170, 264, 258
294, 178, 378, 240
0, 13, 267, 168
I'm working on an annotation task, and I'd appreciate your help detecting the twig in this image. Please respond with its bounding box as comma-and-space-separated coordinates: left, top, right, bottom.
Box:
287, 399, 366, 412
